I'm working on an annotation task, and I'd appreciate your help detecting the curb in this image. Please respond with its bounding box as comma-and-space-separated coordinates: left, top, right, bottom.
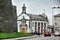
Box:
17, 35, 40, 40
2, 35, 40, 40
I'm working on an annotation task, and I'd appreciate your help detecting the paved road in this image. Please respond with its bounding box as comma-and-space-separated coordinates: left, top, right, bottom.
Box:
22, 37, 60, 40
18, 35, 60, 40
3, 35, 60, 40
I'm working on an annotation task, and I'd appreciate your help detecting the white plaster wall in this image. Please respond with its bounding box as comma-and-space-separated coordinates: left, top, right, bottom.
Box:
39, 21, 42, 33
17, 20, 48, 33
17, 21, 21, 32
54, 17, 60, 27
26, 21, 30, 33
54, 17, 60, 31
18, 14, 30, 20
17, 13, 30, 33
32, 21, 35, 33
30, 21, 33, 33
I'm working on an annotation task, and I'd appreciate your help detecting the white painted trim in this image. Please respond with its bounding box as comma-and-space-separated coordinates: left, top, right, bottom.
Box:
46, 23, 48, 29
37, 21, 38, 33
40, 21, 41, 33
43, 22, 44, 33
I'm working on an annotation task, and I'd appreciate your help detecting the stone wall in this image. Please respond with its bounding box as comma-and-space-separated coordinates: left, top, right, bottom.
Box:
0, 0, 17, 32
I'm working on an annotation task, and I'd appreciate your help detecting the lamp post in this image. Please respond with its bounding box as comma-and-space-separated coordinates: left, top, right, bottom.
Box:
52, 6, 60, 33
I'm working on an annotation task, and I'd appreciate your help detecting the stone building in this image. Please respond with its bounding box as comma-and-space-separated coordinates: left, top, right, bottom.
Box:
54, 13, 60, 32
17, 4, 49, 34
0, 0, 17, 32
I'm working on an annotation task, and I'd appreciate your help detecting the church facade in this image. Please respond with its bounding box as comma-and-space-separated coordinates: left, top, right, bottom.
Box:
17, 4, 49, 34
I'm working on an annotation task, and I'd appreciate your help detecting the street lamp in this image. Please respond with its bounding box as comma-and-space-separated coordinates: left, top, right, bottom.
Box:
52, 6, 60, 33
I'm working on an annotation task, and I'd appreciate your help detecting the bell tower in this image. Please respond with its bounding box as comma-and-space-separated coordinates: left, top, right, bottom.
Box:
22, 3, 26, 13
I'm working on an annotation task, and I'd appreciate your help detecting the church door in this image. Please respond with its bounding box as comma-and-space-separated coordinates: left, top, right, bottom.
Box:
21, 28, 26, 33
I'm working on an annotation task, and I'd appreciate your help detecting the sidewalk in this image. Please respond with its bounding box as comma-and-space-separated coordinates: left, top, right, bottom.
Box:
2, 35, 40, 40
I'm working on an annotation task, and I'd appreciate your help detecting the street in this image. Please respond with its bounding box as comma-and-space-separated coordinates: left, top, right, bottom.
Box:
21, 37, 60, 40
3, 35, 60, 40
18, 35, 60, 40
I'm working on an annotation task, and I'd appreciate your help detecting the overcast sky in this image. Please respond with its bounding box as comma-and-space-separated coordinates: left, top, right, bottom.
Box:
12, 0, 60, 25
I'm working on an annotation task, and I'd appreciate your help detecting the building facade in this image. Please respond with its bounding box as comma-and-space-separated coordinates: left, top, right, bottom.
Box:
54, 13, 60, 32
0, 0, 17, 32
17, 4, 49, 34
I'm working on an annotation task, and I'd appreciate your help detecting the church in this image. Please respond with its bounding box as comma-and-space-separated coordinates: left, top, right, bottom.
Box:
17, 4, 49, 34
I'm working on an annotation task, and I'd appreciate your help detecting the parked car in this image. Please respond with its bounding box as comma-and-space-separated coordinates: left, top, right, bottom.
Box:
44, 31, 51, 37
54, 31, 60, 36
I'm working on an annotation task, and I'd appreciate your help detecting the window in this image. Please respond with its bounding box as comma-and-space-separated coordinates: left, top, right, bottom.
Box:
55, 22, 57, 25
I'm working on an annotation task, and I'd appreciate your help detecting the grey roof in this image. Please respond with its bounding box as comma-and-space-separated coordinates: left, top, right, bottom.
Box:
54, 13, 60, 17
18, 13, 48, 22
26, 13, 48, 21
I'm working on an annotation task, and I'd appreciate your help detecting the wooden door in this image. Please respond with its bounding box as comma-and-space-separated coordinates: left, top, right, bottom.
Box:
22, 28, 26, 33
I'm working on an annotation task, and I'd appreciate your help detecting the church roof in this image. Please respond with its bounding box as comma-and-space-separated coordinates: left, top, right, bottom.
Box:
18, 3, 48, 22
26, 13, 48, 21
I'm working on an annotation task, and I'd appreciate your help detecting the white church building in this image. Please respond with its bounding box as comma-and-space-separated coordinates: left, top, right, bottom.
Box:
17, 4, 49, 34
